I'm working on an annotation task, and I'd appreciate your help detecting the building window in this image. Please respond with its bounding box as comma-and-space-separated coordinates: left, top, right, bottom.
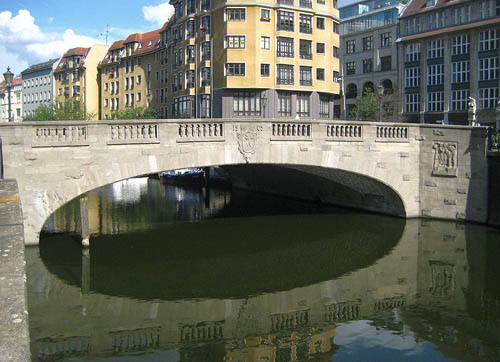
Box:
405, 43, 420, 62
316, 17, 325, 29
333, 22, 339, 34
452, 34, 470, 55
226, 8, 246, 21
200, 95, 211, 118
261, 64, 270, 77
277, 37, 294, 57
333, 71, 340, 82
452, 61, 470, 83
479, 87, 499, 109
300, 66, 312, 86
427, 39, 444, 59
299, 14, 312, 34
225, 35, 246, 49
405, 67, 420, 88
186, 70, 195, 88
479, 57, 499, 81
233, 91, 261, 116
427, 91, 444, 112
363, 59, 373, 73
427, 64, 444, 85
481, 1, 492, 18
426, 0, 436, 7
225, 63, 245, 76
261, 9, 271, 22
316, 68, 325, 80
451, 90, 470, 111
278, 11, 294, 31
362, 36, 373, 51
300, 40, 312, 59
479, 29, 499, 51
319, 95, 330, 118
346, 62, 355, 75
278, 92, 291, 117
333, 46, 339, 58
381, 56, 391, 71
346, 40, 355, 54
316, 42, 325, 54
261, 36, 270, 50
296, 93, 310, 117
277, 64, 294, 85
453, 6, 471, 24
201, 67, 211, 86
202, 41, 211, 61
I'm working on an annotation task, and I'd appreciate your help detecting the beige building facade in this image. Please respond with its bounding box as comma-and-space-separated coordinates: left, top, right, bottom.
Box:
54, 45, 109, 120
163, 0, 341, 119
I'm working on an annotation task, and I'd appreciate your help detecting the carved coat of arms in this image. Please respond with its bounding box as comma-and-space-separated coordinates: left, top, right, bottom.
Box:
234, 125, 262, 163
432, 142, 458, 177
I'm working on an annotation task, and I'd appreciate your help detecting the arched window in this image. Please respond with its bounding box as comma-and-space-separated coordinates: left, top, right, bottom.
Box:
382, 79, 393, 95
346, 83, 357, 99
363, 82, 374, 96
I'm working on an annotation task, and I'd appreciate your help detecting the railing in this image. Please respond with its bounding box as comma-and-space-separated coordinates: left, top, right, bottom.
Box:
277, 0, 294, 4
376, 126, 409, 142
325, 301, 360, 322
177, 122, 224, 142
326, 124, 363, 142
108, 124, 159, 144
271, 310, 309, 332
35, 336, 90, 361
299, 79, 312, 86
374, 296, 405, 312
272, 123, 311, 140
299, 0, 312, 8
110, 327, 160, 353
33, 126, 88, 147
299, 25, 312, 34
276, 77, 294, 85
300, 53, 312, 60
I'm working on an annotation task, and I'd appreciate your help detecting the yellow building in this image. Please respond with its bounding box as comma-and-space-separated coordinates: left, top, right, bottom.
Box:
54, 45, 109, 120
98, 30, 162, 119
162, 0, 340, 118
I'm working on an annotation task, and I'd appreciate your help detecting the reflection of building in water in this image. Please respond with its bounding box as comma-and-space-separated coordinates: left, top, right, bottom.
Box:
42, 178, 230, 235
28, 219, 500, 361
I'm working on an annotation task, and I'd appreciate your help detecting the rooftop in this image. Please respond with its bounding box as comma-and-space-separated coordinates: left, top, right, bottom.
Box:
21, 59, 59, 76
401, 0, 473, 18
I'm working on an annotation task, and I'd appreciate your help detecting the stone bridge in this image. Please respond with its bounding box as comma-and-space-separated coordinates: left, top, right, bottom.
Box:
0, 119, 489, 245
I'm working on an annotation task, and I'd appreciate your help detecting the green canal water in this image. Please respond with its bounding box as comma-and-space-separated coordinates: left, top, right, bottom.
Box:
26, 177, 500, 361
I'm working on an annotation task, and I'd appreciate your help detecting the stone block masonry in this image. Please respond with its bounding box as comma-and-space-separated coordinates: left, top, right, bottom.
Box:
0, 179, 30, 361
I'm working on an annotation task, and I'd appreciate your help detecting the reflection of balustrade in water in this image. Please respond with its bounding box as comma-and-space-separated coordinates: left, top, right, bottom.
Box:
180, 321, 224, 342
35, 335, 90, 361
374, 296, 406, 312
271, 310, 310, 332
110, 327, 160, 353
177, 123, 224, 142
325, 301, 360, 322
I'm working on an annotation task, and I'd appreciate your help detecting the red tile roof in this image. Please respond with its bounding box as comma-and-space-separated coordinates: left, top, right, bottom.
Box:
402, 0, 474, 18
12, 76, 22, 87
108, 40, 124, 51
64, 47, 90, 57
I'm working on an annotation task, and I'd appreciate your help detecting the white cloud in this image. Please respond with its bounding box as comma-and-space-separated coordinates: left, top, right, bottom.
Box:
142, 2, 174, 27
48, 17, 54, 23
0, 9, 101, 74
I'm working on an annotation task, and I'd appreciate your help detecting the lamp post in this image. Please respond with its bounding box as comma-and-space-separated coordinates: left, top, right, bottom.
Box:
3, 67, 14, 122
378, 84, 384, 122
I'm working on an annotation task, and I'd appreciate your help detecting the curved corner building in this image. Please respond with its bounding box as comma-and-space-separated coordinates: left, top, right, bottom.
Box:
164, 0, 341, 119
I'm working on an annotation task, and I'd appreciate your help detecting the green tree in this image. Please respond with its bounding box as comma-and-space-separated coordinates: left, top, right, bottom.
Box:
109, 106, 157, 120
349, 89, 380, 121
24, 100, 95, 121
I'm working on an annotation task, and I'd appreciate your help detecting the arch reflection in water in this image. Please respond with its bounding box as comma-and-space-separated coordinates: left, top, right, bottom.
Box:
28, 182, 500, 362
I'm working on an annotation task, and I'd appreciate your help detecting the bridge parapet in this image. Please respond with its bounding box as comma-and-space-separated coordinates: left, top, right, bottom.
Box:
0, 119, 489, 245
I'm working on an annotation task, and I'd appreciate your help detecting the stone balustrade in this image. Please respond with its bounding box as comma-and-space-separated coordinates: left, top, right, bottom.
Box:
33, 126, 88, 147
325, 301, 361, 322
376, 126, 409, 142
177, 122, 224, 143
110, 327, 160, 353
271, 122, 311, 140
270, 310, 310, 332
180, 321, 224, 342
326, 124, 363, 142
108, 124, 159, 145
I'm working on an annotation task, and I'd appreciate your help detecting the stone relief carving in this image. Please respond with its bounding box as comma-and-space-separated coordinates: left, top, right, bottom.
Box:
432, 141, 458, 177
234, 124, 262, 163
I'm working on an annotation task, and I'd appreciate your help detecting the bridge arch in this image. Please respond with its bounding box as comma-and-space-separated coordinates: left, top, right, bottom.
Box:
0, 119, 488, 244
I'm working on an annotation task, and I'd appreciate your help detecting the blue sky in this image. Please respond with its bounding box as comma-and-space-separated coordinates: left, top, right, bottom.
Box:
1, 0, 357, 75
0, 1, 174, 75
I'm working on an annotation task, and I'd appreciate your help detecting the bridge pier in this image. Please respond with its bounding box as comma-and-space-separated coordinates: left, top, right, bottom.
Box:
80, 197, 90, 248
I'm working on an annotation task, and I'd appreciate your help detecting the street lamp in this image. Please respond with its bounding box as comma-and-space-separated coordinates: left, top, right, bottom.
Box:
378, 84, 384, 122
3, 67, 14, 122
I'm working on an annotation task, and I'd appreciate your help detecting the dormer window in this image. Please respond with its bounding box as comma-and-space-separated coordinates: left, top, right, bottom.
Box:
426, 0, 436, 7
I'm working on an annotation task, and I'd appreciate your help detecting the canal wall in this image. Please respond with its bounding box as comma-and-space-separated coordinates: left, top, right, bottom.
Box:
488, 152, 500, 228
0, 179, 30, 361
